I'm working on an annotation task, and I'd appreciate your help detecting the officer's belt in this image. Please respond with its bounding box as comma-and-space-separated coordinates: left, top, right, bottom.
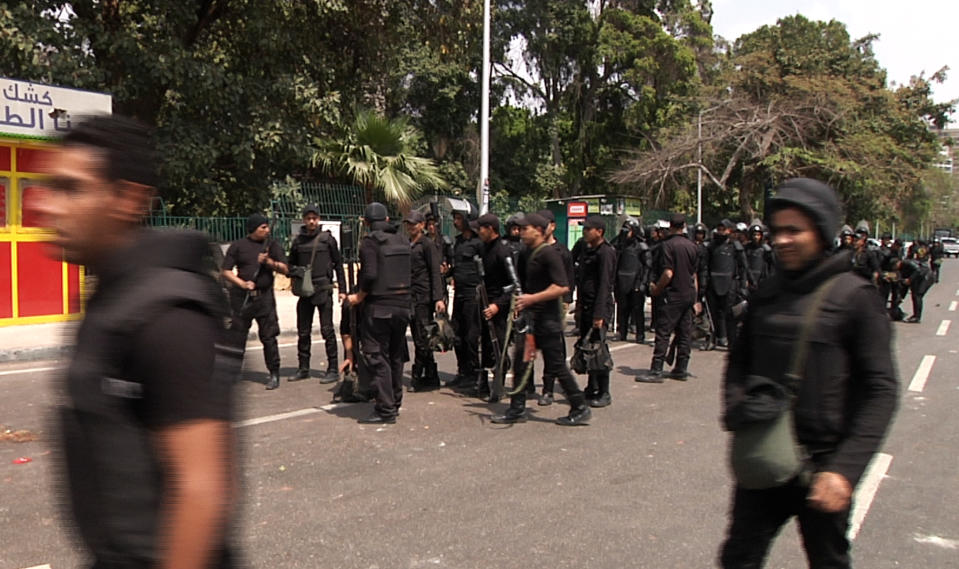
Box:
711, 272, 733, 277
248, 289, 267, 297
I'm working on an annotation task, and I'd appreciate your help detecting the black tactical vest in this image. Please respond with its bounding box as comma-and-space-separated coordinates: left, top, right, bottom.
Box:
61, 241, 242, 564
293, 230, 333, 282
368, 230, 412, 297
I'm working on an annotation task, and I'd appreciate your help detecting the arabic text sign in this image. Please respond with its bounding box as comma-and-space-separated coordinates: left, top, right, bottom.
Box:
0, 77, 112, 139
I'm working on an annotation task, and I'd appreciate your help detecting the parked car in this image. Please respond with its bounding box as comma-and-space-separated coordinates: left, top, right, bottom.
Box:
941, 237, 959, 258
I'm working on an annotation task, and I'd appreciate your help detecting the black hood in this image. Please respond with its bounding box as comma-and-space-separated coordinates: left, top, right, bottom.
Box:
766, 178, 841, 250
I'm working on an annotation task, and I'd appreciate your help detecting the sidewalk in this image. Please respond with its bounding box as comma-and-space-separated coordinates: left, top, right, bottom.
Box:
0, 280, 334, 363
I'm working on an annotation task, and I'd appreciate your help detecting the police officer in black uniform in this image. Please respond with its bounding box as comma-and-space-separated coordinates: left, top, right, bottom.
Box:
638, 214, 700, 381
222, 213, 289, 389
613, 218, 650, 343
450, 206, 484, 387
898, 255, 933, 323
476, 213, 513, 401
426, 212, 452, 303
491, 213, 592, 426
851, 223, 880, 286
405, 210, 445, 392
347, 202, 411, 424
536, 209, 576, 404
743, 221, 774, 291
41, 115, 238, 568
503, 212, 525, 261
706, 219, 746, 348
288, 204, 347, 383
576, 215, 617, 406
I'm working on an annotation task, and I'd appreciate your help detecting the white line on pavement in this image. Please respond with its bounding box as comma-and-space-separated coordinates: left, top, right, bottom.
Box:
908, 355, 936, 392
950, 301, 958, 312
21, 565, 51, 569
847, 452, 893, 541
609, 343, 637, 353
0, 365, 62, 377
236, 404, 344, 428
937, 320, 951, 336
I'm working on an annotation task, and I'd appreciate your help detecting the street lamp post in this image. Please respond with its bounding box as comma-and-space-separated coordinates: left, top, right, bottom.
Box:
697, 110, 703, 225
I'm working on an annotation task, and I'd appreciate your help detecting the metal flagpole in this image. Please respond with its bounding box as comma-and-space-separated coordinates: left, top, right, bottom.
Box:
478, 0, 491, 214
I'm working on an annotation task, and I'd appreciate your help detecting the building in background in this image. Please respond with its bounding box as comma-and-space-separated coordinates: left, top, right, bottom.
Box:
0, 76, 111, 326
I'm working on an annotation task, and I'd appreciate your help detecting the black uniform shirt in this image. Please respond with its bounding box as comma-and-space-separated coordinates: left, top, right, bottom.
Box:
223, 236, 287, 291
657, 233, 700, 303
410, 235, 443, 305
553, 240, 575, 303
482, 236, 513, 313
452, 232, 484, 289
577, 239, 616, 321
519, 242, 567, 322
358, 222, 410, 309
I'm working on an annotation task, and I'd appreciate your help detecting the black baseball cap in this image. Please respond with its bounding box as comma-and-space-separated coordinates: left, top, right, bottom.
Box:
477, 213, 500, 233
516, 212, 549, 232
302, 203, 321, 217
584, 215, 605, 230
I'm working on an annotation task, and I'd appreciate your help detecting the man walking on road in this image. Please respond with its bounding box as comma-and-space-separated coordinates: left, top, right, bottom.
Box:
720, 178, 898, 569
39, 115, 239, 568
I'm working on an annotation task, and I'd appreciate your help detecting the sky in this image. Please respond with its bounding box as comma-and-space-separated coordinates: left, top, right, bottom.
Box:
711, 0, 959, 120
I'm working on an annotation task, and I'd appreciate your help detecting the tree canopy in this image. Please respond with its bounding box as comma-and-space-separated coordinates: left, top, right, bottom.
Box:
0, 3, 954, 233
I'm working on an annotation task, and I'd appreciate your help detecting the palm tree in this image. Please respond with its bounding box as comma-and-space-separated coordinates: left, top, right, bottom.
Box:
311, 109, 447, 209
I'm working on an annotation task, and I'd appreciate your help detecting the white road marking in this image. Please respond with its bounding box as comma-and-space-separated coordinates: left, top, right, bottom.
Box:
0, 365, 62, 377
913, 534, 959, 549
937, 320, 951, 336
22, 565, 51, 569
955, 289, 959, 296
847, 452, 893, 541
609, 343, 637, 353
908, 355, 936, 392
950, 301, 957, 312
236, 405, 341, 428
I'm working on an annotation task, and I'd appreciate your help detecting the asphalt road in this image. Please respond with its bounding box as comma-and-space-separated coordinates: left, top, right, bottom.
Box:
2, 263, 959, 569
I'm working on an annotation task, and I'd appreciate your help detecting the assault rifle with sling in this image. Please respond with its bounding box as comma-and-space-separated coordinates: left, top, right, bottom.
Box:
474, 255, 503, 401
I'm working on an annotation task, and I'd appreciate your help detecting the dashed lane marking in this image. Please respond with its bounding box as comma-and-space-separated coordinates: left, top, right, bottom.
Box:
913, 534, 959, 549
937, 320, 951, 336
908, 355, 936, 392
950, 301, 958, 312
848, 453, 893, 541
0, 365, 61, 377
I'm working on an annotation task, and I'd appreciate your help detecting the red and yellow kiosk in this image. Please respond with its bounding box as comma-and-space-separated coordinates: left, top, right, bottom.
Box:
0, 77, 111, 326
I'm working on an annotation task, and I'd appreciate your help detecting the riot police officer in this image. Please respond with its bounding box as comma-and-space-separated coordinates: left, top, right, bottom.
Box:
576, 215, 617, 406
426, 212, 452, 303
504, 212, 525, 261
347, 202, 412, 424
405, 211, 445, 392
613, 218, 650, 343
706, 219, 746, 348
743, 221, 773, 290
536, 209, 576, 404
851, 222, 880, 286
491, 213, 592, 426
838, 225, 855, 250
898, 257, 933, 323
450, 206, 484, 387
288, 204, 346, 383
476, 214, 513, 401
223, 213, 289, 389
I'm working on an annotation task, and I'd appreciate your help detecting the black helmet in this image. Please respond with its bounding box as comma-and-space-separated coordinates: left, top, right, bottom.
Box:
622, 217, 640, 231
451, 200, 479, 221
839, 225, 854, 237
363, 202, 388, 221
506, 212, 524, 230
693, 222, 708, 235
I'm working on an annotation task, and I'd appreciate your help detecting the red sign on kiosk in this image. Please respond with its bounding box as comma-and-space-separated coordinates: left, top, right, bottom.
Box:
567, 201, 588, 218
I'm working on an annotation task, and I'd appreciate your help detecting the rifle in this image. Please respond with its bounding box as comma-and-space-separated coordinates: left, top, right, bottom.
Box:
502, 255, 536, 396
474, 255, 503, 401
241, 237, 272, 312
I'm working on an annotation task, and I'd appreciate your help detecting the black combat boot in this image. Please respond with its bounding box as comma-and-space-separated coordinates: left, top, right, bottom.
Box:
557, 394, 591, 426
265, 370, 281, 390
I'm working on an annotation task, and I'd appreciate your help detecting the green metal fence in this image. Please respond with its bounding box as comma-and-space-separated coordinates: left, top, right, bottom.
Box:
148, 215, 249, 243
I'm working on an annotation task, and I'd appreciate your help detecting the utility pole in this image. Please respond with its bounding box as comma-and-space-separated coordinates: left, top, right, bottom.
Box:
477, 0, 491, 214
697, 110, 703, 225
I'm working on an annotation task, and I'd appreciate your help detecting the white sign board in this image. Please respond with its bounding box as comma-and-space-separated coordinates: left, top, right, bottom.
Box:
0, 77, 112, 139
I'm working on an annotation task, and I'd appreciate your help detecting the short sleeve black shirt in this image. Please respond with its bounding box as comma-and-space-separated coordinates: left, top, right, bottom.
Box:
519, 242, 567, 321
223, 237, 287, 290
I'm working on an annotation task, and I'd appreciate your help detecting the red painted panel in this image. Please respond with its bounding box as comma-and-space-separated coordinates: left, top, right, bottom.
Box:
19, 180, 50, 228
16, 147, 53, 174
0, 145, 10, 171
17, 241, 63, 317
67, 263, 81, 313
0, 243, 11, 318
